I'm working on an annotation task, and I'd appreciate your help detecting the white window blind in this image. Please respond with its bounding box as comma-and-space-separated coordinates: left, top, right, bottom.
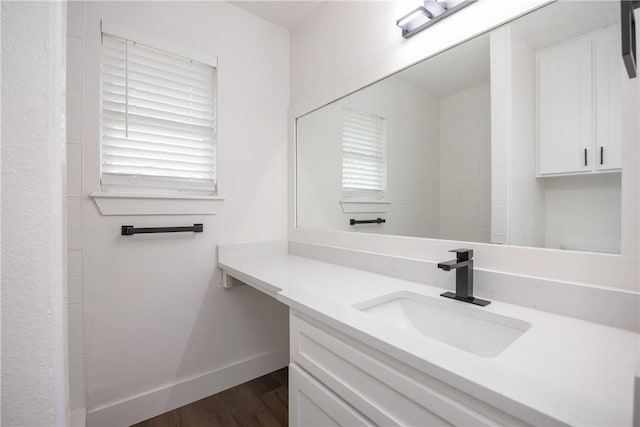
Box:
342, 108, 387, 199
101, 33, 217, 195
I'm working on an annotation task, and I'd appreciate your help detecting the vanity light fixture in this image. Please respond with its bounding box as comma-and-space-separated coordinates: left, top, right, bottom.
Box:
396, 0, 478, 39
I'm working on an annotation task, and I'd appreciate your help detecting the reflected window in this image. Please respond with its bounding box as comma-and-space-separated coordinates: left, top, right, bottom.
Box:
341, 108, 387, 200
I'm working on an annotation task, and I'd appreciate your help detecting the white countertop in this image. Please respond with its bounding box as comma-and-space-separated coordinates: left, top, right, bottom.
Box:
219, 252, 639, 426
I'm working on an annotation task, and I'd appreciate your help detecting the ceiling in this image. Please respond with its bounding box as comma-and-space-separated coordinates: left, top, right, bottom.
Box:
230, 1, 324, 29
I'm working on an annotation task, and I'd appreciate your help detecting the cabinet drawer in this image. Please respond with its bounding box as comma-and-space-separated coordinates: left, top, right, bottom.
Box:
290, 311, 531, 427
290, 363, 373, 427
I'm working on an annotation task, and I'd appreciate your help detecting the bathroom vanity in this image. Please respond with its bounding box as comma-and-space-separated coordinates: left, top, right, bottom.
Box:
218, 242, 639, 426
220, 1, 640, 426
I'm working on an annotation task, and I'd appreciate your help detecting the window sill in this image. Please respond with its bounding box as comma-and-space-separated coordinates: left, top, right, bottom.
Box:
339, 200, 391, 214
91, 192, 225, 216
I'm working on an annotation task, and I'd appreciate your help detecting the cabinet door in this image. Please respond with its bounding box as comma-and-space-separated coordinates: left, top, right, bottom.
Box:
289, 363, 372, 427
595, 25, 623, 171
537, 38, 593, 175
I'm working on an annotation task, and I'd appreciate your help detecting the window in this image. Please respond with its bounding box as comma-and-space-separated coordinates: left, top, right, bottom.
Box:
101, 33, 217, 195
341, 108, 387, 200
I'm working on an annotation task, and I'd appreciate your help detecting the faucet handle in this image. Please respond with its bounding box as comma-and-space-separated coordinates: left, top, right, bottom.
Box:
448, 248, 473, 261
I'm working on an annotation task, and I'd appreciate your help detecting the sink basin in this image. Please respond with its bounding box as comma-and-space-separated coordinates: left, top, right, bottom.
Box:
353, 291, 530, 357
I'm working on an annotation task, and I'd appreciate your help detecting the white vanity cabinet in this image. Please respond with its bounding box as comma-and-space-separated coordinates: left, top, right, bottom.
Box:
289, 311, 532, 427
289, 364, 372, 426
537, 25, 622, 176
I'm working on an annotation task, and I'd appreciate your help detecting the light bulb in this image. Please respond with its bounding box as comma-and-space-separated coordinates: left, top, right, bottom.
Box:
396, 7, 429, 28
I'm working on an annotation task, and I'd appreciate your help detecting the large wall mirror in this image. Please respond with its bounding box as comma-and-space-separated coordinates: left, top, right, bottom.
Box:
296, 1, 629, 254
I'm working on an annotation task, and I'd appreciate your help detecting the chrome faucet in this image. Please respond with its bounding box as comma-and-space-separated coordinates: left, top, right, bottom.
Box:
437, 249, 490, 306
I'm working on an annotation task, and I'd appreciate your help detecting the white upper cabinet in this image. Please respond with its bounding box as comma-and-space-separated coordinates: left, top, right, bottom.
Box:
595, 26, 623, 171
537, 37, 592, 175
537, 25, 622, 176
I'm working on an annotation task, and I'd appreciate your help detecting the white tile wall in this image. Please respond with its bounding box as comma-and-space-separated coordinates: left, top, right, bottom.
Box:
66, 36, 83, 91
66, 90, 83, 144
69, 354, 86, 410
67, 1, 84, 38
68, 250, 82, 304
67, 196, 82, 251
489, 28, 509, 245
68, 303, 84, 358
66, 144, 82, 196
66, 0, 85, 410
438, 84, 491, 243
384, 79, 440, 237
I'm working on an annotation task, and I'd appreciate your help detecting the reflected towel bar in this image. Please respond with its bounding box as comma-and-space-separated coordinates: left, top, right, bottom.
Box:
350, 218, 386, 225
122, 224, 203, 235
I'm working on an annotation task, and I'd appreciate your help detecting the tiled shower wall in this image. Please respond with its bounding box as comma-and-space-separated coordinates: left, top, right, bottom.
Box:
66, 0, 85, 410
438, 84, 492, 243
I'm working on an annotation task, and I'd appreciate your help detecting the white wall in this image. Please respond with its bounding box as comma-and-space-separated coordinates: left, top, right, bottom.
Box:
506, 29, 546, 248
0, 4, 3, 422
490, 25, 546, 248
438, 84, 491, 242
544, 174, 621, 252
77, 2, 290, 425
490, 26, 510, 245
297, 76, 440, 237
289, 0, 639, 292
1, 2, 69, 425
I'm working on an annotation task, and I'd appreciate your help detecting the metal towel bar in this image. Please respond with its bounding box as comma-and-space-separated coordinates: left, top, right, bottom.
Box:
121, 224, 203, 235
349, 218, 386, 225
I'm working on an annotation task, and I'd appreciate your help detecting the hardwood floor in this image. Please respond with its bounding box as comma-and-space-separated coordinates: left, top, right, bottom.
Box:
132, 368, 288, 427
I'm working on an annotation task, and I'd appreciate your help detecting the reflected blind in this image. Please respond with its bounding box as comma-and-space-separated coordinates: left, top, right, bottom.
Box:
342, 108, 386, 199
101, 34, 217, 195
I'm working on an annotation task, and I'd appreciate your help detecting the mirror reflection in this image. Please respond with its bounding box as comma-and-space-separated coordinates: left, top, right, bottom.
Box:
296, 1, 624, 254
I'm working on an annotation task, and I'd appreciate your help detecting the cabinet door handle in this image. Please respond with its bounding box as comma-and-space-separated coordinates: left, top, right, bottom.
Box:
584, 148, 588, 166
600, 146, 604, 165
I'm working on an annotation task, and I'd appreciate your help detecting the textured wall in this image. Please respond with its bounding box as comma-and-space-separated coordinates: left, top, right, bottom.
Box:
1, 2, 68, 425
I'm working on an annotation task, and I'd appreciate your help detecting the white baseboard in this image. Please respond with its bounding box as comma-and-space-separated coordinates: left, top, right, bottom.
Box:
86, 348, 289, 427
